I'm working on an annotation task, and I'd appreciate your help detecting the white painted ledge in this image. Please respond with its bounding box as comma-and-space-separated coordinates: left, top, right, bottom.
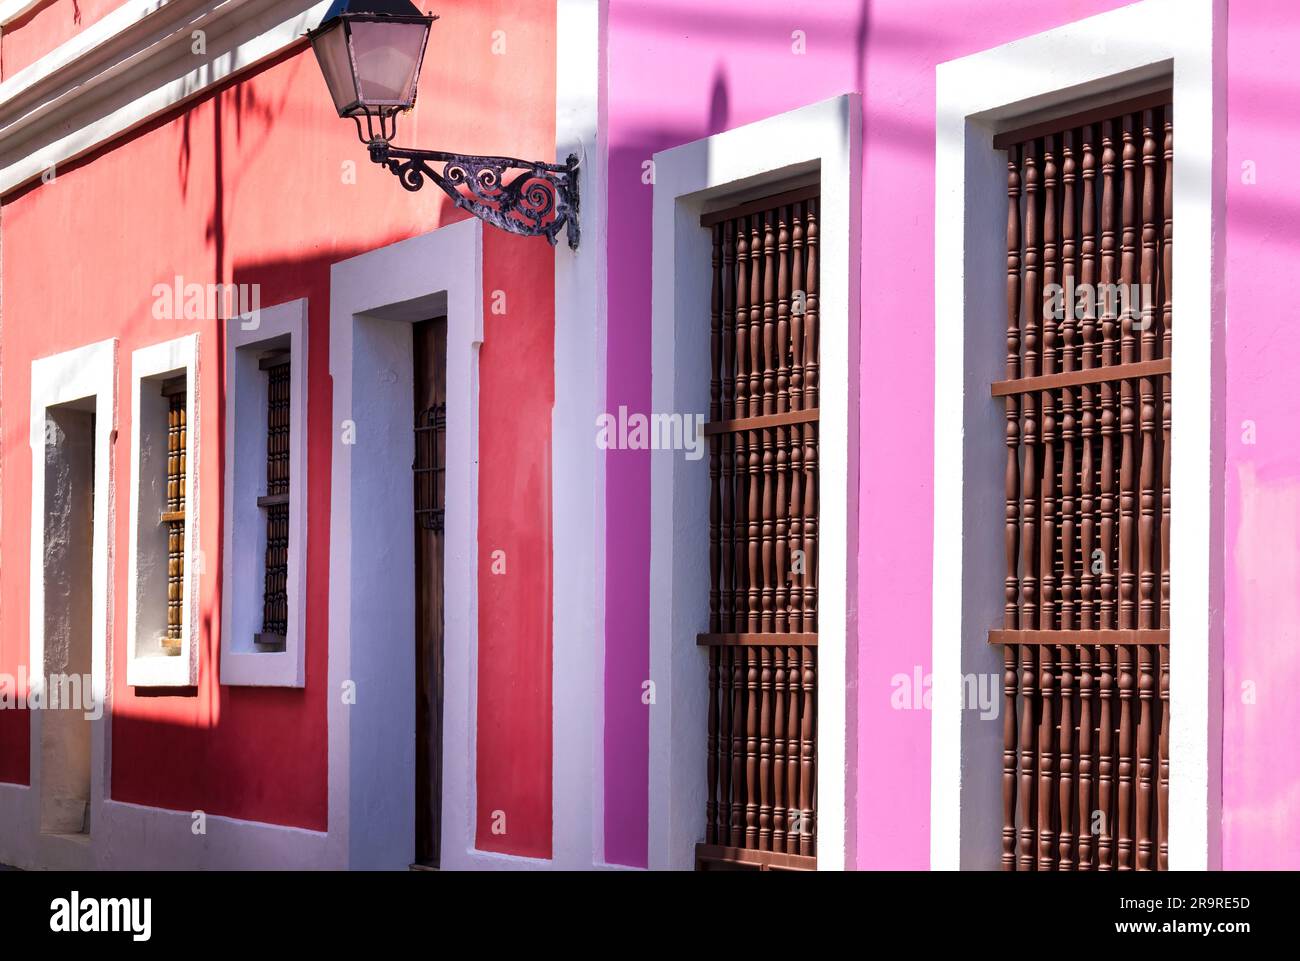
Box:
0, 0, 330, 195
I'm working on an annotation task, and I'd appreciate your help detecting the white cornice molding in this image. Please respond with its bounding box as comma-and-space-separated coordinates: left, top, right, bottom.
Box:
0, 0, 42, 27
0, 0, 330, 196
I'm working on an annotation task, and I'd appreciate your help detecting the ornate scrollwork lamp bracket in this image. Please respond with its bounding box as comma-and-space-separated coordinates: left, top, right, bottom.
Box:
369, 142, 580, 250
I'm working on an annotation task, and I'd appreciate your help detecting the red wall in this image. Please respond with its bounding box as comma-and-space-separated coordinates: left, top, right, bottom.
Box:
1, 0, 555, 854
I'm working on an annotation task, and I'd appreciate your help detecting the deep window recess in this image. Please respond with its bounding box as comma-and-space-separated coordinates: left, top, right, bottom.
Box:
696, 185, 819, 872
257, 353, 291, 650
161, 376, 188, 657
991, 93, 1172, 872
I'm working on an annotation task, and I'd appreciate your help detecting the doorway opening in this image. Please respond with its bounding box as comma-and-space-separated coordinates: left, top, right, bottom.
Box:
414, 316, 448, 868
40, 399, 97, 836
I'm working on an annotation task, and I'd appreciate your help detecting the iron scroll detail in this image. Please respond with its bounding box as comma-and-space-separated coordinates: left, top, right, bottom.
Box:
369, 142, 580, 250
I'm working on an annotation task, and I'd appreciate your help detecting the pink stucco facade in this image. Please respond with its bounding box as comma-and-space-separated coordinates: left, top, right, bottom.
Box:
604, 0, 1300, 869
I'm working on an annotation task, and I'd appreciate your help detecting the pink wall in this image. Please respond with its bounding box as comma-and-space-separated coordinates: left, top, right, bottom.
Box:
1221, 0, 1300, 871
604, 0, 1146, 869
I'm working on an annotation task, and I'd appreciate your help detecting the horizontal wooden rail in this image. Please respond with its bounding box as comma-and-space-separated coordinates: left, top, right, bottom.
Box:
991, 359, 1169, 397
695, 842, 816, 872
698, 632, 818, 647
993, 88, 1172, 149
990, 629, 1170, 646
700, 183, 820, 227
702, 408, 820, 436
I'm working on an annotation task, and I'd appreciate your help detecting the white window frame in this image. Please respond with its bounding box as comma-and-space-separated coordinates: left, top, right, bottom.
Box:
932, 0, 1224, 870
220, 299, 309, 687
648, 94, 861, 870
127, 333, 201, 688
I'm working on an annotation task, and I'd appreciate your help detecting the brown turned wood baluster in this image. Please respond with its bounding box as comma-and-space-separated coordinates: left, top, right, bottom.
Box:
761, 213, 777, 634
1018, 640, 1038, 870
748, 216, 763, 420
775, 208, 792, 635
720, 647, 734, 841
1137, 644, 1155, 870
759, 646, 773, 850
762, 210, 777, 411
1059, 642, 1076, 870
1041, 134, 1059, 639
786, 644, 801, 854
1117, 642, 1135, 871
1158, 107, 1172, 875
803, 425, 818, 633
790, 202, 806, 411
1119, 113, 1138, 637
803, 200, 820, 634
1057, 131, 1079, 871
1060, 130, 1078, 637
1097, 643, 1115, 870
748, 216, 763, 632
1038, 629, 1056, 870
1080, 126, 1098, 636
707, 646, 720, 843
1077, 127, 1099, 871
1099, 121, 1118, 632
1158, 643, 1170, 871
799, 647, 816, 856
1160, 111, 1172, 636
777, 207, 792, 414
1135, 110, 1159, 872
776, 430, 790, 633
1077, 642, 1095, 869
729, 646, 746, 848
788, 204, 806, 633
745, 647, 760, 848
1003, 645, 1019, 870
1116, 113, 1139, 874
1139, 110, 1158, 633
721, 223, 737, 633
710, 225, 723, 635
773, 647, 788, 852
804, 199, 819, 411
1017, 140, 1042, 873
761, 425, 775, 634
723, 221, 736, 420
734, 221, 751, 633
748, 431, 762, 631
1002, 143, 1022, 871
788, 426, 804, 633
1020, 140, 1041, 634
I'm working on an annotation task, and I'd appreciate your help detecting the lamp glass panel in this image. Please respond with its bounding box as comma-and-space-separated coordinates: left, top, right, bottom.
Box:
350, 20, 429, 106
311, 21, 360, 114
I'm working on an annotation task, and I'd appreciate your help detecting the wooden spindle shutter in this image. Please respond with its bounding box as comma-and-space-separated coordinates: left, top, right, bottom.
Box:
257, 354, 291, 648
991, 92, 1172, 871
696, 185, 819, 872
161, 376, 188, 656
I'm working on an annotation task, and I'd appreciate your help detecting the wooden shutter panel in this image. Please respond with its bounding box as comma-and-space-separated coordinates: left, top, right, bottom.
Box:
161, 376, 188, 657
257, 355, 291, 648
992, 95, 1172, 871
697, 186, 819, 872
